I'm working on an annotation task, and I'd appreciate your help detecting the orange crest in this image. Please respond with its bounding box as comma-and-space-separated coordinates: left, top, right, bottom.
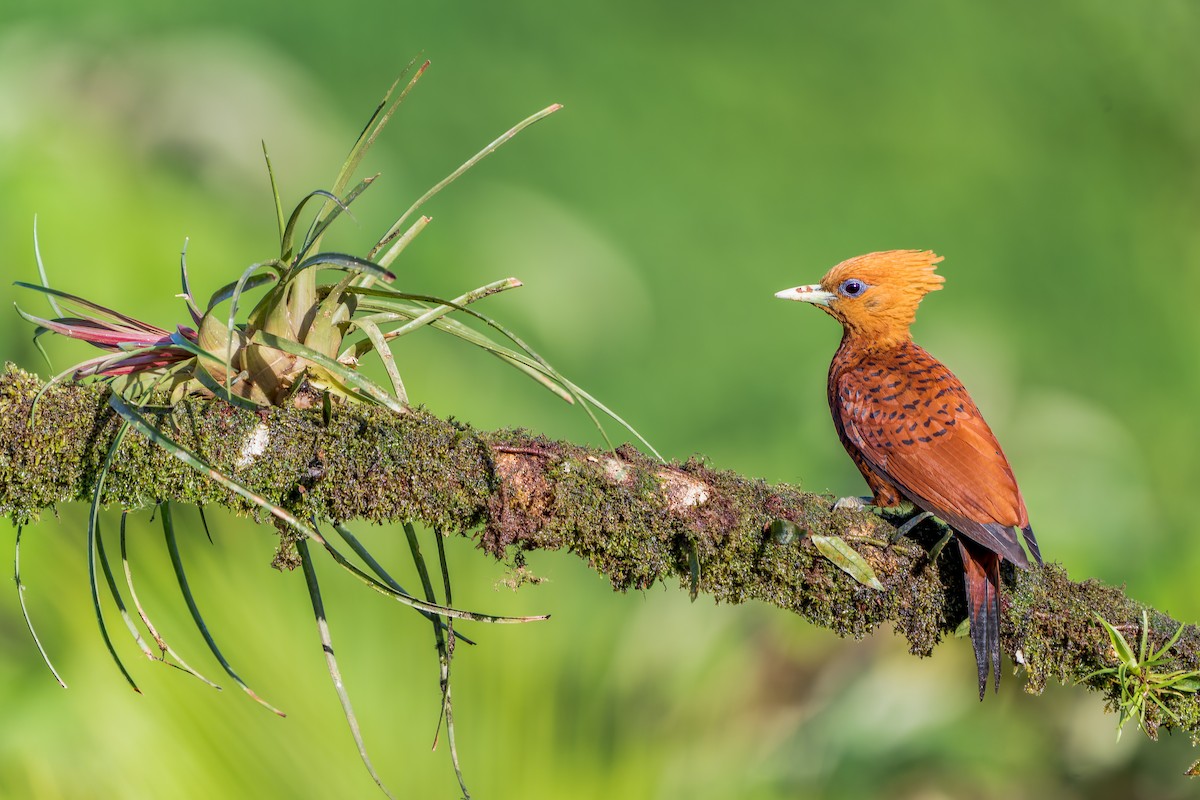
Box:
817, 250, 945, 345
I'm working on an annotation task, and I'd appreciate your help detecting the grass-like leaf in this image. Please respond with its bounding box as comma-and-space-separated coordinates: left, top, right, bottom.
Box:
93, 515, 157, 660
331, 524, 474, 647
347, 279, 522, 350
161, 501, 286, 716
203, 272, 281, 313
295, 176, 377, 265
297, 538, 395, 799
14, 526, 67, 688
88, 419, 141, 693
279, 190, 349, 265
373, 215, 431, 273
197, 505, 215, 545
354, 319, 408, 405
31, 216, 64, 319
293, 252, 395, 284
332, 61, 429, 222
404, 523, 470, 799
319, 530, 549, 624
263, 142, 286, 256
179, 239, 203, 326
434, 529, 471, 796
370, 103, 562, 261
119, 511, 221, 689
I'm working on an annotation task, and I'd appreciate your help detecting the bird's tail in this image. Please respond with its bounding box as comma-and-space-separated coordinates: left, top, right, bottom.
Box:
958, 538, 1002, 700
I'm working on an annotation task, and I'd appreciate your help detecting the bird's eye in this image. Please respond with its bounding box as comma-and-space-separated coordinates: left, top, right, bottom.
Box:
839, 279, 867, 297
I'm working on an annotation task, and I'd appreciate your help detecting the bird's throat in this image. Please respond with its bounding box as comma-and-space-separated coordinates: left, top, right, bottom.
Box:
837, 327, 913, 353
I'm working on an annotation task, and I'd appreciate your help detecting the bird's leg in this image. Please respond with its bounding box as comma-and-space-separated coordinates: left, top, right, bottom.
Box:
925, 528, 954, 564
888, 510, 933, 544
884, 509, 954, 565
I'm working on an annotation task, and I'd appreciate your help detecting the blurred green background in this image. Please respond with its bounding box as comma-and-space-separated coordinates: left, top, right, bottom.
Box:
1, 1, 1198, 798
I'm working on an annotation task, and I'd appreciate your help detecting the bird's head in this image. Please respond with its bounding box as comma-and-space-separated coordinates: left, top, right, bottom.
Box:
775, 250, 945, 347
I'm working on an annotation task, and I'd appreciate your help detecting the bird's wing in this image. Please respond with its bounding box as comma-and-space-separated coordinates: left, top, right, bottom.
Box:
835, 348, 1033, 565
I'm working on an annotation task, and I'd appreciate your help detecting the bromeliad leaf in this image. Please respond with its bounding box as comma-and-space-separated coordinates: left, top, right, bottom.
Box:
251, 329, 404, 412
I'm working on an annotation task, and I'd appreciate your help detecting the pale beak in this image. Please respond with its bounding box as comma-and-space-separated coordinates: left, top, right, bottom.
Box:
774, 284, 835, 306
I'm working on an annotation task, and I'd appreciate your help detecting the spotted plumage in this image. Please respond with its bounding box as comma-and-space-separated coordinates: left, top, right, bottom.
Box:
776, 250, 1041, 698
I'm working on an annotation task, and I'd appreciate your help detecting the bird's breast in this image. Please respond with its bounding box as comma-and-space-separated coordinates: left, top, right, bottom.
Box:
830, 341, 973, 457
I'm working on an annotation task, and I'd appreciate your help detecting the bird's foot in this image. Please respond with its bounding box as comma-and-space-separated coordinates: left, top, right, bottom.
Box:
832, 495, 875, 512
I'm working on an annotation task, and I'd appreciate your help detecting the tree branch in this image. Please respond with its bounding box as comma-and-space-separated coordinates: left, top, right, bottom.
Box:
2, 364, 1198, 762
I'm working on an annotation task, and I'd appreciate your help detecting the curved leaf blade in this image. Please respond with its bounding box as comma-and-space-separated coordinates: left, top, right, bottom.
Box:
811, 534, 884, 591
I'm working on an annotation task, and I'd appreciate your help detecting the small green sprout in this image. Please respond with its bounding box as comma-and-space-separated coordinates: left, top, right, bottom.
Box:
1081, 609, 1200, 740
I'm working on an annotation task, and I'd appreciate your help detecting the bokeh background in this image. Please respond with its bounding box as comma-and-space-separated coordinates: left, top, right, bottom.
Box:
1, 2, 1198, 798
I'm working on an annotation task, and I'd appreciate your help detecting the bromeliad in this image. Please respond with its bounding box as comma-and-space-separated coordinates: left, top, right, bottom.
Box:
15, 63, 657, 799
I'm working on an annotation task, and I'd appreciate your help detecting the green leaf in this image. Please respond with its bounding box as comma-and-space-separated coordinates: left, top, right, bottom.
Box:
354, 319, 407, 405
331, 524, 472, 646
1150, 619, 1188, 662
1096, 613, 1138, 669
297, 539, 394, 798
32, 216, 64, 318
348, 285, 662, 460
331, 62, 428, 206
14, 525, 67, 688
118, 511, 220, 689
86, 420, 141, 693
373, 214, 430, 272
297, 176, 377, 264
346, 278, 521, 350
161, 501, 286, 717
177, 238, 204, 326
203, 271, 280, 313
279, 189, 345, 264
293, 251, 395, 284
251, 329, 404, 413
811, 535, 884, 591
262, 142, 286, 256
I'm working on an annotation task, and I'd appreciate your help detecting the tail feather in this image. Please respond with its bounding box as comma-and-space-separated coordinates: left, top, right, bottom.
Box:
1022, 524, 1042, 566
958, 538, 1002, 699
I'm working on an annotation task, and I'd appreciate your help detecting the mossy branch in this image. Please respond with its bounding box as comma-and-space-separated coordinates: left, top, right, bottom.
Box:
3, 364, 1199, 758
